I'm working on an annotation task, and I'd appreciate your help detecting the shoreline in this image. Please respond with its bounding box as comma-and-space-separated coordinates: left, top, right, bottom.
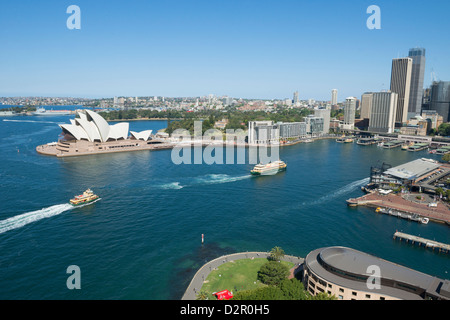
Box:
181, 252, 304, 300
36, 134, 336, 158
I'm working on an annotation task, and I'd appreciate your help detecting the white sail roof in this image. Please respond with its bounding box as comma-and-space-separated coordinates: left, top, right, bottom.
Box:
59, 110, 130, 142
108, 123, 129, 140
75, 117, 102, 142
130, 130, 152, 141
60, 123, 90, 141
85, 110, 110, 142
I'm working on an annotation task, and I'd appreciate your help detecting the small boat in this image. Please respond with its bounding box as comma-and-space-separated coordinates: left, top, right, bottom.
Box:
336, 135, 353, 143
251, 160, 287, 176
70, 189, 99, 206
421, 217, 429, 224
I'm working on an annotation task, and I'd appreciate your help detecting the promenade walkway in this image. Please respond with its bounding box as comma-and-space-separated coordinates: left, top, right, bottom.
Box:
181, 251, 304, 300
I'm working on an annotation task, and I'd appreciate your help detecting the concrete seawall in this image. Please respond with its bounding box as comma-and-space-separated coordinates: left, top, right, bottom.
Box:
181, 252, 304, 300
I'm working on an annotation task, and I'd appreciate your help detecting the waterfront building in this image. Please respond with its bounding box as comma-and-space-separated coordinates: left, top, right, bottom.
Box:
407, 48, 426, 119
368, 92, 398, 133
342, 97, 356, 130
248, 121, 307, 143
399, 116, 428, 136
421, 110, 443, 130
278, 122, 307, 139
314, 108, 330, 134
369, 158, 443, 192
429, 81, 450, 122
60, 110, 130, 142
38, 110, 166, 157
247, 121, 279, 145
303, 246, 449, 300
360, 92, 374, 120
331, 89, 338, 106
390, 57, 413, 124
305, 115, 324, 136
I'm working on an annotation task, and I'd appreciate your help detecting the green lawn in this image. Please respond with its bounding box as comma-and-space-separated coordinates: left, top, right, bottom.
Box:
200, 258, 294, 300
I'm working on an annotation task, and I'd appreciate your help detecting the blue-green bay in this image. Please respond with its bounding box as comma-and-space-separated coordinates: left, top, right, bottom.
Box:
0, 116, 448, 299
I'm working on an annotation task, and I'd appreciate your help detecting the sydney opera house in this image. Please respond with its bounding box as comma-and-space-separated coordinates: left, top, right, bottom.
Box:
36, 110, 171, 157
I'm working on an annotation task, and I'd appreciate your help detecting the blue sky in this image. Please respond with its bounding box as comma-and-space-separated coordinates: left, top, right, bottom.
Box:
0, 0, 449, 101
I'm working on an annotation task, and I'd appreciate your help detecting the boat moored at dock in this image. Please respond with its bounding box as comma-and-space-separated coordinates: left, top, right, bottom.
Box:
375, 207, 429, 224
250, 160, 287, 176
336, 136, 354, 143
382, 140, 403, 149
356, 137, 379, 145
407, 143, 428, 152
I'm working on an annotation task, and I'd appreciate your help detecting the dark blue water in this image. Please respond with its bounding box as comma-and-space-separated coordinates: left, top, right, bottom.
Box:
0, 115, 448, 299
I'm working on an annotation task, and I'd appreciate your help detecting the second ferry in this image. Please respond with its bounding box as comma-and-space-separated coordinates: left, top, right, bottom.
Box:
70, 189, 99, 206
250, 160, 287, 176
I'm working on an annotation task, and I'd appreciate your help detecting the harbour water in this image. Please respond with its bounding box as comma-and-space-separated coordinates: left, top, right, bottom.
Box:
0, 114, 448, 299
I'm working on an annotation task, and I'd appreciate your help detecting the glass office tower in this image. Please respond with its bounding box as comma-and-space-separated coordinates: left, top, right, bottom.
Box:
408, 48, 426, 119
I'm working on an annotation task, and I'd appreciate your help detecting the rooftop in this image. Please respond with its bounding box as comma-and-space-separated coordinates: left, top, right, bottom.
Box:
384, 158, 441, 180
306, 246, 449, 300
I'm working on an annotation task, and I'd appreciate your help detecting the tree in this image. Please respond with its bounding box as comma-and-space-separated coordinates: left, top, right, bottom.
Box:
311, 292, 337, 300
278, 279, 310, 300
257, 261, 289, 286
435, 187, 444, 197
196, 291, 209, 300
438, 123, 450, 136
442, 153, 450, 163
269, 246, 285, 261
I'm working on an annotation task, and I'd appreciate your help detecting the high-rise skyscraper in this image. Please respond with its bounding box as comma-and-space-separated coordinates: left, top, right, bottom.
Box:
429, 81, 450, 122
360, 92, 374, 119
314, 108, 330, 134
343, 97, 356, 130
390, 57, 412, 124
368, 91, 398, 133
407, 48, 426, 119
293, 91, 299, 104
331, 89, 338, 106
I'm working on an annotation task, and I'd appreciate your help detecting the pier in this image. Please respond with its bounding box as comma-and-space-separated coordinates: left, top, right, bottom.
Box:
407, 143, 429, 152
393, 231, 450, 254
382, 140, 403, 149
346, 191, 450, 225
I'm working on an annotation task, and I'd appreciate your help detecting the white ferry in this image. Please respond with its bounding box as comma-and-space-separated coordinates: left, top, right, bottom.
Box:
250, 160, 287, 176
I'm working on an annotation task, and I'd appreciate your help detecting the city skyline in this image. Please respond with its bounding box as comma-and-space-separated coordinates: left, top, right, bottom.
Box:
1, 1, 449, 101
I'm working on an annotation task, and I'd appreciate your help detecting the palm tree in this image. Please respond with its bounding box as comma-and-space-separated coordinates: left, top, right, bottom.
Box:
269, 246, 285, 261
196, 291, 209, 300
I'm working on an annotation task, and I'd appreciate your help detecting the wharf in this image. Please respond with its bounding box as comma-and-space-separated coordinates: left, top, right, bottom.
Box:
408, 143, 429, 152
346, 191, 450, 225
382, 140, 403, 149
356, 137, 379, 145
393, 231, 450, 254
